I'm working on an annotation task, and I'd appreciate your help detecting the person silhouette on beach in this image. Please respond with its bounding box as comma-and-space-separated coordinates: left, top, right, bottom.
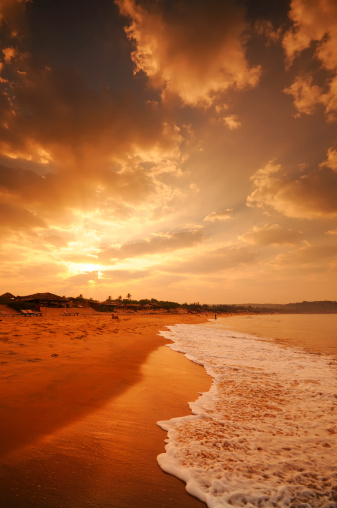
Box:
214, 314, 217, 320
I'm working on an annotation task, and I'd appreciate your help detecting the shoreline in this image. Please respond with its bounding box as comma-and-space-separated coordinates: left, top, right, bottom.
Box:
152, 314, 337, 507
0, 311, 211, 507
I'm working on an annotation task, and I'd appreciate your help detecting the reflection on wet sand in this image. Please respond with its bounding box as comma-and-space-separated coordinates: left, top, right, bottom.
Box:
0, 309, 210, 507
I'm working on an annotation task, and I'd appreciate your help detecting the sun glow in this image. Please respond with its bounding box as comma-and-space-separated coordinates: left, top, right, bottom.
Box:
66, 263, 105, 274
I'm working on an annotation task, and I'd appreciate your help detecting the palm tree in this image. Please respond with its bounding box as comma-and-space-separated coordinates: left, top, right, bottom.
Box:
127, 293, 132, 301
117, 295, 122, 302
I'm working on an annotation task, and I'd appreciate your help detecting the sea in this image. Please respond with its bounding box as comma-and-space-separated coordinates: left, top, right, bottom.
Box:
157, 314, 337, 508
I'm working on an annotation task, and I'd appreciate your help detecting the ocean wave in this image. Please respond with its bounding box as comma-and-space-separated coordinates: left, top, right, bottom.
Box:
157, 323, 337, 508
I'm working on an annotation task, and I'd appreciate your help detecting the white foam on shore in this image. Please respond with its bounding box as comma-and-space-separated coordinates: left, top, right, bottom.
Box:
157, 323, 337, 508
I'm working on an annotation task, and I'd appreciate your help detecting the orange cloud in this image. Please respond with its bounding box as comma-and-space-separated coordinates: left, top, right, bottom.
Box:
116, 0, 260, 105
283, 0, 337, 120
97, 229, 204, 263
0, 56, 189, 230
247, 158, 337, 219
283, 0, 337, 65
0, 201, 45, 235
326, 228, 337, 235
275, 243, 337, 267
240, 224, 302, 246
321, 147, 337, 172
63, 269, 150, 292
162, 245, 259, 274
204, 209, 233, 223
2, 46, 16, 62
284, 74, 325, 116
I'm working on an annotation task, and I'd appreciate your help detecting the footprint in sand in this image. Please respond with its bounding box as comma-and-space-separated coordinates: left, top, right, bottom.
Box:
27, 358, 42, 362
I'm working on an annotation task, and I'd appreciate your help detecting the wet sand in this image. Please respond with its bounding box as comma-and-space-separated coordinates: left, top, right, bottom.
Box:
0, 309, 211, 507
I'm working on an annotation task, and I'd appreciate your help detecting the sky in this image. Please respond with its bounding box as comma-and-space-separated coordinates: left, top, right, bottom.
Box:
0, 0, 336, 304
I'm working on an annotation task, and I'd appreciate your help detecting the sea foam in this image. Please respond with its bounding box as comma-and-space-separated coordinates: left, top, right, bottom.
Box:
157, 322, 337, 508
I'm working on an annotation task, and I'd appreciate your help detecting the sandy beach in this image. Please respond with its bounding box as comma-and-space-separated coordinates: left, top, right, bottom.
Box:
0, 308, 211, 507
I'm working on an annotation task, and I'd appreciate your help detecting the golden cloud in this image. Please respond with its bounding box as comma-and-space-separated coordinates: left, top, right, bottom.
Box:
283, 0, 337, 120
247, 158, 337, 219
284, 74, 325, 116
240, 224, 302, 246
0, 57, 188, 231
2, 46, 16, 62
162, 245, 259, 274
275, 243, 337, 267
98, 229, 204, 263
204, 209, 233, 223
64, 269, 150, 290
321, 148, 337, 172
0, 201, 45, 234
116, 0, 260, 105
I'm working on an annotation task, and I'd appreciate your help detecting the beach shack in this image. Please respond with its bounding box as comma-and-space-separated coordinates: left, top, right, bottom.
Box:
0, 292, 15, 299
15, 292, 69, 308
141, 303, 160, 311
0, 292, 15, 304
99, 299, 125, 312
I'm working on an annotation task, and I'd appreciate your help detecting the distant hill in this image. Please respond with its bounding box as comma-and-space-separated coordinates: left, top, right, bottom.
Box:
241, 301, 337, 314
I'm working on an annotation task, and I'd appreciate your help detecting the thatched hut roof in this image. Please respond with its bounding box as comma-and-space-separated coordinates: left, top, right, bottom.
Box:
100, 300, 124, 306
15, 292, 69, 302
0, 292, 15, 299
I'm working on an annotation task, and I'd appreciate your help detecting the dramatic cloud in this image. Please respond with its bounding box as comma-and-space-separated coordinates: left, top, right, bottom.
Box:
240, 224, 302, 246
0, 161, 156, 219
0, 0, 335, 303
247, 158, 337, 219
0, 64, 175, 168
284, 74, 326, 116
116, 0, 260, 105
283, 0, 337, 120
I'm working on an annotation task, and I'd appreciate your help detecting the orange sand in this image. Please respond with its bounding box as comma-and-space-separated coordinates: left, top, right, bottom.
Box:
0, 309, 211, 507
